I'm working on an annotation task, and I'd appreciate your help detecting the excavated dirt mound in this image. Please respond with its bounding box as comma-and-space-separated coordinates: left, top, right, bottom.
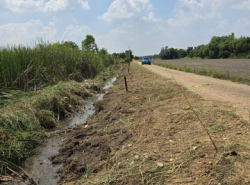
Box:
52, 62, 250, 185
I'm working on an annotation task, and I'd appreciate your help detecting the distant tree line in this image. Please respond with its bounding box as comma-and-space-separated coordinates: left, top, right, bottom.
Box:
158, 33, 250, 59
113, 50, 134, 62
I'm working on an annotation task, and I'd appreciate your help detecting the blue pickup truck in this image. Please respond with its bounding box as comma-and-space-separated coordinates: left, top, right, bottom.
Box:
141, 57, 151, 65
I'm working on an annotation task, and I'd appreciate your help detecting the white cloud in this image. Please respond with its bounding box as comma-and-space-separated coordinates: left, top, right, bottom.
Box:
3, 0, 89, 13
214, 19, 230, 31
39, 0, 68, 13
233, 18, 250, 36
63, 24, 91, 42
99, 0, 153, 22
98, 0, 164, 55
233, 0, 250, 11
4, 0, 42, 12
97, 20, 164, 55
77, 0, 89, 10
0, 20, 57, 46
167, 0, 223, 27
141, 12, 161, 22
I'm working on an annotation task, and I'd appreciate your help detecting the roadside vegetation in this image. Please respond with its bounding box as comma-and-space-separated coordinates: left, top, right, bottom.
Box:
0, 35, 133, 176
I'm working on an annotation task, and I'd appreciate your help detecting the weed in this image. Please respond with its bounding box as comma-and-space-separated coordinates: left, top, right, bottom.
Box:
82, 165, 92, 180
224, 109, 236, 120
211, 70, 223, 78
183, 66, 193, 73
172, 91, 179, 96
195, 108, 202, 114
208, 123, 227, 131
228, 144, 247, 152
182, 105, 191, 110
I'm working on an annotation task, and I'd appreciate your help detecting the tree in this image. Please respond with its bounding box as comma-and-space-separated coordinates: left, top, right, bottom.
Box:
117, 52, 126, 59
187, 47, 194, 58
64, 41, 79, 50
125, 50, 133, 61
159, 46, 179, 59
99, 48, 108, 55
158, 33, 250, 59
116, 50, 134, 62
81, 35, 98, 53
177, 49, 187, 58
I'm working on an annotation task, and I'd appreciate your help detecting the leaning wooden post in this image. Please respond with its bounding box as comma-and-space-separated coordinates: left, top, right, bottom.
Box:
128, 46, 131, 73
124, 76, 128, 92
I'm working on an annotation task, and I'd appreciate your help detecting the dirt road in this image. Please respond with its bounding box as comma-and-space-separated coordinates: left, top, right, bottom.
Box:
141, 63, 250, 121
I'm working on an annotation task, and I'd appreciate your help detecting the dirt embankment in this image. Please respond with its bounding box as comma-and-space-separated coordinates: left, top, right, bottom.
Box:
52, 62, 250, 184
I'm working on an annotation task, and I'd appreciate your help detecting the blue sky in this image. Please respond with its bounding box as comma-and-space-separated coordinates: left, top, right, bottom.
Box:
0, 0, 250, 56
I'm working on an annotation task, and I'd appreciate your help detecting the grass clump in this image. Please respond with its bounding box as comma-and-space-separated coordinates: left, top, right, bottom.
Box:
208, 123, 227, 132
0, 111, 41, 166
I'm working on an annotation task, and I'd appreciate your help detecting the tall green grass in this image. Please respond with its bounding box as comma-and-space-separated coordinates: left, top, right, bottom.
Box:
0, 111, 41, 165
0, 41, 116, 91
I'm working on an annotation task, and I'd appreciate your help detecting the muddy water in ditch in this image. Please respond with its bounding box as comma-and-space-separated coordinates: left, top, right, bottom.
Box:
26, 77, 117, 185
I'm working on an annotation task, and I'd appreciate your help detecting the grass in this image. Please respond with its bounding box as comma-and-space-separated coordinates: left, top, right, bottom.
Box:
228, 144, 247, 152
0, 111, 41, 168
208, 123, 227, 132
83, 156, 166, 185
0, 41, 116, 91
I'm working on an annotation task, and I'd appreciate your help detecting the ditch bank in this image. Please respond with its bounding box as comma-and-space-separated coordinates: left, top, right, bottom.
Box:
0, 65, 120, 185
24, 77, 117, 185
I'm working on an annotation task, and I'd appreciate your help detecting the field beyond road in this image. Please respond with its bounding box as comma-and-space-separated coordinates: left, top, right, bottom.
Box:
153, 59, 250, 82
142, 61, 250, 121
49, 62, 250, 185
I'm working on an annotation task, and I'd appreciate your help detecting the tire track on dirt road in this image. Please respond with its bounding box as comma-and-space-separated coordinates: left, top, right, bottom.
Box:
140, 63, 250, 121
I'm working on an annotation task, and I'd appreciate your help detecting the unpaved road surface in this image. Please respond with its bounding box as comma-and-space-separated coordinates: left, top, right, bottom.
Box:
141, 63, 250, 121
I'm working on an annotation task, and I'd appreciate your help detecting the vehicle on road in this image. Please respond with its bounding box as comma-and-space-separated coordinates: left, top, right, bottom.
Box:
141, 57, 151, 65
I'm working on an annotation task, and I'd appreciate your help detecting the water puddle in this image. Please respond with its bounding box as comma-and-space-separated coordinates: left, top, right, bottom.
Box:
25, 137, 64, 185
26, 77, 117, 185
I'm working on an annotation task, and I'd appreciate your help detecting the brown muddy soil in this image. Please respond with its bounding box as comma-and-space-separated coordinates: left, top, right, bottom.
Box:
52, 62, 250, 185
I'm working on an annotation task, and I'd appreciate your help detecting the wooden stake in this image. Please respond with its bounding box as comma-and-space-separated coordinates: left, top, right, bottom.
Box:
124, 76, 128, 92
